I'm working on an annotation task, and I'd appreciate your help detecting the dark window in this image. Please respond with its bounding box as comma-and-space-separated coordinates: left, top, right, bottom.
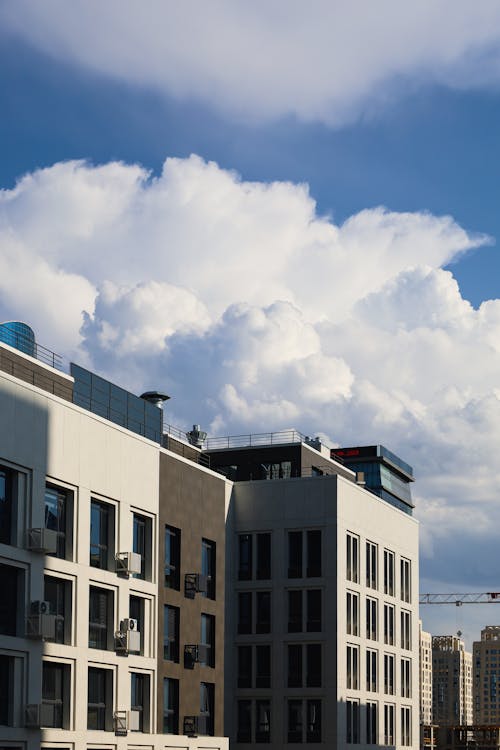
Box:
256, 591, 271, 634
42, 662, 69, 728
307, 700, 322, 743
0, 563, 21, 636
288, 645, 302, 687
306, 530, 321, 577
256, 645, 271, 688
256, 533, 271, 579
133, 513, 150, 580
255, 699, 271, 744
89, 587, 112, 650
0, 655, 14, 726
347, 700, 360, 744
200, 682, 214, 736
201, 613, 215, 667
0, 466, 13, 545
238, 534, 253, 580
45, 484, 71, 559
238, 592, 252, 634
202, 538, 216, 599
44, 575, 71, 644
90, 500, 113, 569
164, 605, 180, 662
129, 595, 145, 655
307, 589, 322, 632
164, 525, 181, 590
238, 645, 252, 688
366, 702, 377, 744
163, 678, 179, 734
87, 667, 112, 731
307, 644, 322, 687
288, 700, 303, 743
288, 531, 302, 578
131, 673, 149, 732
237, 700, 252, 743
288, 590, 302, 633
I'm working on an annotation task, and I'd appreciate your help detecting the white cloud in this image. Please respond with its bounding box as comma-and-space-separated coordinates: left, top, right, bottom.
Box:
1, 154, 499, 612
3, 1, 500, 124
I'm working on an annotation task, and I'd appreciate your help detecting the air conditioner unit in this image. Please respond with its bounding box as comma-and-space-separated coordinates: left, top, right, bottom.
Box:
183, 714, 209, 737
26, 527, 58, 554
26, 613, 56, 640
184, 643, 208, 668
114, 709, 128, 736
184, 572, 208, 598
115, 551, 142, 576
31, 600, 50, 615
25, 703, 56, 728
115, 628, 141, 654
128, 709, 141, 732
120, 617, 138, 631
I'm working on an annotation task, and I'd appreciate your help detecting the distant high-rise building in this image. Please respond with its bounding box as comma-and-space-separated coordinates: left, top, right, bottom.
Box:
473, 626, 500, 724
420, 621, 433, 725
432, 635, 472, 727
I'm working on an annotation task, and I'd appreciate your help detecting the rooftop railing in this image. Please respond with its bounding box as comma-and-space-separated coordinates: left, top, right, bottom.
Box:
0, 326, 63, 370
205, 429, 310, 451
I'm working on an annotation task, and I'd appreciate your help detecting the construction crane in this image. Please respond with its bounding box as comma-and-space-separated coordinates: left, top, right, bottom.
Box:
420, 592, 500, 606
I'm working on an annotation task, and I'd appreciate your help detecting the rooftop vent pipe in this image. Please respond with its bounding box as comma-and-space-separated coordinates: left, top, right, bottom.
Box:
187, 424, 207, 448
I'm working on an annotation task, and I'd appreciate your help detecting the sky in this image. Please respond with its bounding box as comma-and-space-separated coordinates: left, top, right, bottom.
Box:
1, 0, 500, 645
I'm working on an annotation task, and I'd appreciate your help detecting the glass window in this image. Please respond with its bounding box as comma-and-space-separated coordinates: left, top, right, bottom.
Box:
366, 597, 378, 641
256, 700, 271, 744
0, 654, 14, 726
307, 644, 322, 688
307, 589, 322, 632
256, 591, 271, 634
256, 533, 271, 579
307, 700, 321, 743
401, 610, 411, 650
89, 586, 112, 650
90, 499, 113, 569
238, 533, 253, 580
129, 595, 144, 655
346, 700, 359, 744
347, 591, 359, 636
237, 700, 252, 743
384, 549, 395, 596
401, 706, 411, 746
200, 682, 214, 736
238, 645, 252, 688
366, 701, 378, 744
256, 645, 271, 688
164, 525, 181, 590
384, 654, 395, 695
201, 613, 215, 667
401, 558, 411, 603
384, 604, 394, 645
44, 575, 71, 645
163, 678, 179, 734
288, 699, 302, 743
0, 466, 13, 545
202, 538, 216, 599
288, 645, 302, 688
347, 532, 359, 583
87, 667, 111, 731
384, 704, 395, 745
238, 592, 252, 634
45, 484, 71, 559
366, 541, 378, 589
133, 513, 150, 580
306, 530, 321, 577
347, 644, 359, 690
367, 649, 378, 692
288, 531, 302, 578
0, 563, 21, 636
288, 590, 302, 632
164, 605, 179, 662
401, 658, 411, 698
131, 673, 149, 732
42, 662, 68, 728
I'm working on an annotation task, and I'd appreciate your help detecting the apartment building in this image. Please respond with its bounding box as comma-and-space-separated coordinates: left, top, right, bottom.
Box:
206, 435, 420, 748
0, 323, 229, 750
473, 625, 500, 724
432, 635, 472, 727
420, 621, 433, 726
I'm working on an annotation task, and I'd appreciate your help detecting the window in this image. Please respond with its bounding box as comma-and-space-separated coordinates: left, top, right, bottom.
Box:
347, 532, 359, 583
307, 589, 322, 632
88, 667, 112, 731
42, 661, 69, 728
401, 706, 411, 746
256, 591, 271, 633
347, 591, 359, 636
347, 645, 359, 690
383, 549, 395, 596
0, 563, 22, 636
238, 534, 252, 580
287, 699, 321, 743
256, 700, 271, 743
307, 644, 321, 687
401, 610, 411, 650
366, 597, 378, 640
256, 533, 271, 579
200, 682, 214, 736
201, 613, 215, 667
346, 700, 360, 744
256, 645, 271, 688
401, 658, 411, 698
133, 513, 151, 580
45, 484, 72, 559
384, 604, 394, 645
288, 589, 321, 633
288, 644, 302, 688
366, 540, 378, 589
163, 678, 179, 734
90, 499, 114, 569
237, 700, 252, 742
130, 595, 145, 655
238, 645, 252, 688
238, 645, 270, 688
44, 575, 71, 645
288, 700, 303, 743
200, 538, 216, 599
89, 587, 113, 650
288, 644, 321, 688
307, 530, 321, 576
164, 605, 179, 662
131, 673, 149, 732
288, 529, 322, 578
366, 649, 378, 692
400, 558, 411, 603
0, 654, 14, 726
384, 654, 395, 695
288, 590, 302, 633
238, 592, 252, 634
288, 531, 302, 578
366, 701, 378, 744
384, 703, 395, 745
0, 465, 13, 545
307, 700, 321, 743
164, 524, 181, 590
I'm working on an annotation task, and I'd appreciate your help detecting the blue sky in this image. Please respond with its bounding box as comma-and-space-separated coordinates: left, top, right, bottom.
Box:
2, 1, 500, 644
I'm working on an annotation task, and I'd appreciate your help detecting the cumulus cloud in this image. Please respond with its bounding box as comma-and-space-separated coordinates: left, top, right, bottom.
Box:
4, 1, 500, 124
1, 154, 499, 609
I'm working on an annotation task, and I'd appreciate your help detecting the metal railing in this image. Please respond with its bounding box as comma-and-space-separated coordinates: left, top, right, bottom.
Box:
205, 429, 309, 450
0, 326, 63, 370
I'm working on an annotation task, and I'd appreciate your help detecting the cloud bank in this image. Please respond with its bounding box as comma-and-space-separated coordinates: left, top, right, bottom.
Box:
1, 155, 499, 597
4, 1, 500, 124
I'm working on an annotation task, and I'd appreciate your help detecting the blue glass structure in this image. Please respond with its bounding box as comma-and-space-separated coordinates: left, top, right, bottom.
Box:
331, 445, 414, 515
0, 321, 36, 356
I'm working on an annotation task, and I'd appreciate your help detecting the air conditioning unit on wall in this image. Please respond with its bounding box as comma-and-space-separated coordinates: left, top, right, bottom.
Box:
115, 551, 142, 576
